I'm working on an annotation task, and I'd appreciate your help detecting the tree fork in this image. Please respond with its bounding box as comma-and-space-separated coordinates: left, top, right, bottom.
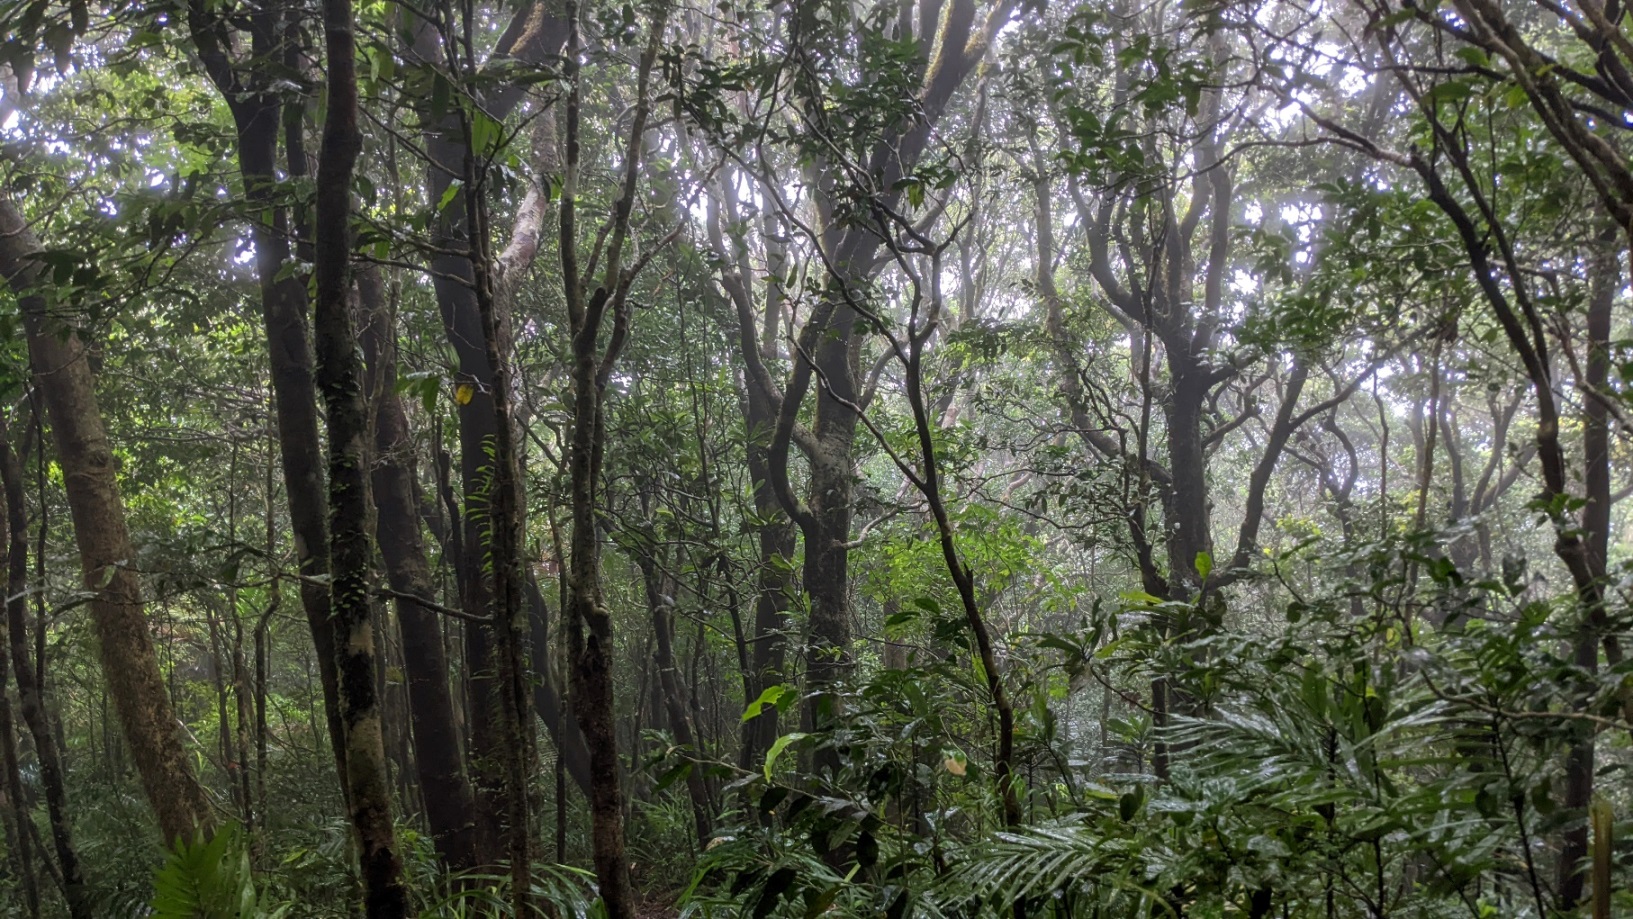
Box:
560, 2, 671, 913
185, 0, 352, 798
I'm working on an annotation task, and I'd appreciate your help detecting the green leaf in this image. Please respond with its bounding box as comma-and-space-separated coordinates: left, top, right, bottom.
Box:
430, 70, 452, 121
653, 760, 692, 794
742, 683, 791, 723
149, 822, 278, 918
754, 866, 798, 919
1194, 550, 1213, 580
1424, 79, 1475, 105
884, 607, 919, 636
436, 179, 464, 214
1453, 46, 1489, 68
468, 107, 502, 156
1118, 786, 1144, 822
764, 731, 807, 781
803, 884, 841, 918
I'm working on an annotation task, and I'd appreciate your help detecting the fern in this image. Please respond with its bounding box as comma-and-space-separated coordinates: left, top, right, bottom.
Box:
940, 822, 1175, 916
415, 864, 598, 918
149, 823, 289, 919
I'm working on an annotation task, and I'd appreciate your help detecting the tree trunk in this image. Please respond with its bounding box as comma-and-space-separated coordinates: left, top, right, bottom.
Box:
799, 419, 856, 762
0, 198, 210, 846
358, 266, 482, 872
186, 0, 351, 798
558, 3, 669, 912
0, 700, 34, 919
0, 438, 39, 919
458, 109, 538, 916
313, 0, 409, 909
789, 285, 864, 767
741, 431, 794, 770
409, 4, 569, 859
1558, 232, 1618, 909
1161, 370, 1213, 604
526, 577, 593, 793
565, 383, 632, 917
706, 192, 795, 772
636, 549, 713, 848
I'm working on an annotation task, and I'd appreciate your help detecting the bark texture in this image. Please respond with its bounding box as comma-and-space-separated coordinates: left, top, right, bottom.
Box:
409, 1, 572, 850
312, 0, 410, 909
0, 197, 211, 845
186, 0, 351, 795
359, 266, 482, 872
0, 412, 62, 914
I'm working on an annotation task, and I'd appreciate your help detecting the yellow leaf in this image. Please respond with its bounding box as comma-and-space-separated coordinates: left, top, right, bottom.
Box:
943, 755, 966, 777
454, 382, 475, 405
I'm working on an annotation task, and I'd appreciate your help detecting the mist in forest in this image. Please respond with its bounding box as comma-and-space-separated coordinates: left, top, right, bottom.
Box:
0, 0, 1627, 916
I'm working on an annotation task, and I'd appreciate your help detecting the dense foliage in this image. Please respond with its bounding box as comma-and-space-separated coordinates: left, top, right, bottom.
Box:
0, 0, 1628, 916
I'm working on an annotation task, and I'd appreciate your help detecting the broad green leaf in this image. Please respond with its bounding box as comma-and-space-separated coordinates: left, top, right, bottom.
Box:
437, 179, 464, 214
742, 683, 791, 723
764, 731, 806, 781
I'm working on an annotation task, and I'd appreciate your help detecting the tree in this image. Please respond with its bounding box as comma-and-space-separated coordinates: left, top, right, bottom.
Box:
185, 0, 353, 798
559, 2, 673, 912
358, 265, 481, 871
0, 0, 1629, 915
0, 197, 211, 845
310, 0, 410, 907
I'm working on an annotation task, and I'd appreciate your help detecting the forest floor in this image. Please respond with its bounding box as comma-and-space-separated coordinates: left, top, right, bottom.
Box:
635, 893, 681, 918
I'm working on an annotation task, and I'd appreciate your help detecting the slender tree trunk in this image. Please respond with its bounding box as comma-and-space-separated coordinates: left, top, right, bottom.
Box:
795, 292, 862, 758
741, 444, 793, 770
900, 312, 1023, 836
186, 0, 351, 798
0, 487, 39, 919
1161, 372, 1213, 604
762, 0, 1004, 755
409, 5, 568, 858
206, 611, 236, 811
709, 207, 795, 771
358, 266, 482, 872
558, 4, 669, 912
313, 0, 409, 910
1558, 233, 1619, 909
221, 446, 256, 829
527, 577, 593, 793
0, 716, 30, 916
256, 431, 278, 830
457, 106, 537, 915
230, 603, 254, 829
565, 356, 633, 917
0, 198, 210, 847
636, 550, 713, 848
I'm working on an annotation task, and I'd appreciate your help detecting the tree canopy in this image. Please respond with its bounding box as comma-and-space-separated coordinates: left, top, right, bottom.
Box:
0, 0, 1629, 916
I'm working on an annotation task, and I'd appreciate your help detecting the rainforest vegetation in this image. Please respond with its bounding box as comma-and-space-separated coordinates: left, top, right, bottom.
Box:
0, 0, 1629, 915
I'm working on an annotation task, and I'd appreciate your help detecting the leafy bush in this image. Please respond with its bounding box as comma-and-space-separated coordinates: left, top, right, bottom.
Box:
150, 823, 287, 919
